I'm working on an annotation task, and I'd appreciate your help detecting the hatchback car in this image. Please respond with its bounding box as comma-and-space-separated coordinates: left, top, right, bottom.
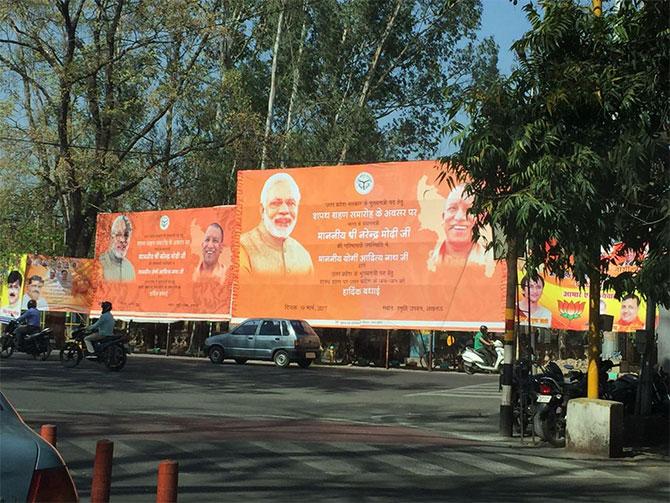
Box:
205, 318, 322, 368
0, 391, 79, 502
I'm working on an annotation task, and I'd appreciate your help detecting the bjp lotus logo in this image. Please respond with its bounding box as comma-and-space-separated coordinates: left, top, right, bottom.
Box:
558, 300, 586, 320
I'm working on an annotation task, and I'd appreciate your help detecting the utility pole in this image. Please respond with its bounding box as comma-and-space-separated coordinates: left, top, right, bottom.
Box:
500, 238, 518, 437
592, 0, 602, 16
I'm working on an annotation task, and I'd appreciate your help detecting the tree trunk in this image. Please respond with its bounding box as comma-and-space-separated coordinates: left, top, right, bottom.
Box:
281, 2, 307, 168
260, 4, 285, 170
338, 0, 403, 164
500, 236, 518, 437
587, 265, 601, 399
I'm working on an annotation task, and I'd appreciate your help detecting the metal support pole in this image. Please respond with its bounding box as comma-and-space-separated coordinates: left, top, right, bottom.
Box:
165, 323, 172, 357
428, 331, 434, 372
385, 330, 390, 370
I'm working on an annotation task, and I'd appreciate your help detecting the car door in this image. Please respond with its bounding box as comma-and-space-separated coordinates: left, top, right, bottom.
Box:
254, 319, 284, 359
228, 319, 260, 357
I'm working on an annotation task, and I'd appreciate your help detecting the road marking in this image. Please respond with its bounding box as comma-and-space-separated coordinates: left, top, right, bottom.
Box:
369, 452, 458, 476
434, 450, 533, 476
251, 441, 360, 475
498, 453, 640, 480
406, 382, 501, 398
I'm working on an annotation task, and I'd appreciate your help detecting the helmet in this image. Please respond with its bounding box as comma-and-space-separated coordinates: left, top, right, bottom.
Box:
101, 301, 112, 313
480, 325, 488, 332
27, 299, 37, 309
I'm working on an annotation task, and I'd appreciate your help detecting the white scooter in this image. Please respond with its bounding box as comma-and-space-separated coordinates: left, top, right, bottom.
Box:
461, 339, 504, 374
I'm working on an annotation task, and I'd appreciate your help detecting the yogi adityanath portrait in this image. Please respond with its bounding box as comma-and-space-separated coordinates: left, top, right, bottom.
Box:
239, 172, 314, 279
193, 222, 227, 283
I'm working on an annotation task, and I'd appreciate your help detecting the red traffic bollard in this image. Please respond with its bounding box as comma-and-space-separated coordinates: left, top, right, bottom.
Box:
156, 459, 179, 503
39, 424, 57, 447
91, 439, 114, 503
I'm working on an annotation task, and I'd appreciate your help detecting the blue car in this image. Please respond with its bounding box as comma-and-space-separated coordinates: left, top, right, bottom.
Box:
0, 391, 78, 502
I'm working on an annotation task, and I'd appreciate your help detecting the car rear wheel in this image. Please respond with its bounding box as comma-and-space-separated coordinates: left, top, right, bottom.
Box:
298, 359, 313, 369
273, 350, 290, 368
234, 358, 247, 364
208, 346, 224, 364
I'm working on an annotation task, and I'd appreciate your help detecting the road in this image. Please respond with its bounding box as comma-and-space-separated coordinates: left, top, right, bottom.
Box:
1, 354, 668, 502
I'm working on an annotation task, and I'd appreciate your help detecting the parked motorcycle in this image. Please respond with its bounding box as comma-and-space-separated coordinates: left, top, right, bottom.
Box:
511, 359, 565, 437
0, 320, 54, 361
59, 326, 129, 371
461, 339, 504, 374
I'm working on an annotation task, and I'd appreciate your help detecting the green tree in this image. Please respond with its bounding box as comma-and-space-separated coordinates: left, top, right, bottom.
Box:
447, 0, 669, 401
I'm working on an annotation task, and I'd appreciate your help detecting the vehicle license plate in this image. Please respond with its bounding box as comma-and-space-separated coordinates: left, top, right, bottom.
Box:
536, 395, 552, 403
306, 352, 316, 359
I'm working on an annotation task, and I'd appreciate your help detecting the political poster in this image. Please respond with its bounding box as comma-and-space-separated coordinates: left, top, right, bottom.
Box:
0, 254, 27, 322
517, 260, 652, 332
232, 161, 506, 329
22, 255, 96, 313
92, 206, 235, 320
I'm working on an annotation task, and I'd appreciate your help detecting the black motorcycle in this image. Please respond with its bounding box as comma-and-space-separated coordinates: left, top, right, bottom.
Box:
59, 326, 129, 371
511, 359, 566, 438
0, 320, 54, 361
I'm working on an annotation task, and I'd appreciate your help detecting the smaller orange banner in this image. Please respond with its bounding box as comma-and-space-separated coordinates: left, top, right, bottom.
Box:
21, 255, 95, 313
92, 206, 235, 320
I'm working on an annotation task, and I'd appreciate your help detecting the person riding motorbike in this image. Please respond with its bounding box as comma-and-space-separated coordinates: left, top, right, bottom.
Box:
84, 301, 115, 358
473, 325, 495, 366
14, 299, 41, 349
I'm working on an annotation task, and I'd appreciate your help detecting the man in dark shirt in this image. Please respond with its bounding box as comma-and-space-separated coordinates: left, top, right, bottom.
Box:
14, 299, 40, 349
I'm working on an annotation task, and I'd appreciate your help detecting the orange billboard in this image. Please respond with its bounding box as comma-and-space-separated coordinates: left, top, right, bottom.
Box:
232, 161, 506, 329
92, 206, 235, 320
22, 255, 96, 313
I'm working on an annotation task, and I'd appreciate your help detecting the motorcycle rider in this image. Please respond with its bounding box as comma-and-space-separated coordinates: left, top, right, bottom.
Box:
14, 299, 41, 349
473, 325, 495, 366
84, 301, 115, 358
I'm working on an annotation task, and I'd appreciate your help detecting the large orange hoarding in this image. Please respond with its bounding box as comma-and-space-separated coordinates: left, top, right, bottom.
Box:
93, 206, 235, 320
232, 161, 506, 329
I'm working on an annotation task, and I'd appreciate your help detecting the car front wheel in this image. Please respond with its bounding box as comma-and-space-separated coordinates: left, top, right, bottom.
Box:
273, 350, 290, 368
208, 346, 224, 364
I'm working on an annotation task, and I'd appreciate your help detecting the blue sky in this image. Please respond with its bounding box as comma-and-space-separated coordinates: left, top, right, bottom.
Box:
480, 0, 532, 75
436, 0, 532, 156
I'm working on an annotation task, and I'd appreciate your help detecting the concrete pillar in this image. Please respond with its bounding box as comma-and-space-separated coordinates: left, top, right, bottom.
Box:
566, 398, 623, 458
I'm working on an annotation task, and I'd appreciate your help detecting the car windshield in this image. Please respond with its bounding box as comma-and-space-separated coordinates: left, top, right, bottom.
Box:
289, 320, 317, 337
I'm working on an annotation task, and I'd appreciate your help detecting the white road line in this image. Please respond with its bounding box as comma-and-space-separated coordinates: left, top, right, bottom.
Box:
405, 382, 500, 398
434, 450, 533, 476
369, 452, 458, 476
498, 453, 636, 480
251, 441, 360, 475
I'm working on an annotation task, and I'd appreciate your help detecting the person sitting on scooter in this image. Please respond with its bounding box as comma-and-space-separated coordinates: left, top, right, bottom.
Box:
84, 301, 115, 358
474, 325, 495, 366
14, 299, 41, 349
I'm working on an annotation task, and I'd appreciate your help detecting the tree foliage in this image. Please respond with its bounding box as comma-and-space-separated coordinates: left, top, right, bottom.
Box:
0, 0, 496, 258
446, 0, 669, 307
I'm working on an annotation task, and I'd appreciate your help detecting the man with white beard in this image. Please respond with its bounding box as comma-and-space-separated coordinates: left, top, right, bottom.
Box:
239, 172, 313, 279
99, 214, 136, 282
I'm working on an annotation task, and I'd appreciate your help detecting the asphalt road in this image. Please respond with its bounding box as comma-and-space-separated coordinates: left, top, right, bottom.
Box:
1, 353, 668, 502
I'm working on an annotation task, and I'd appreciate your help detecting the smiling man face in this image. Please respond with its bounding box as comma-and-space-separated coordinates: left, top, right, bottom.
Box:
201, 223, 223, 271
261, 178, 299, 240
442, 184, 475, 253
